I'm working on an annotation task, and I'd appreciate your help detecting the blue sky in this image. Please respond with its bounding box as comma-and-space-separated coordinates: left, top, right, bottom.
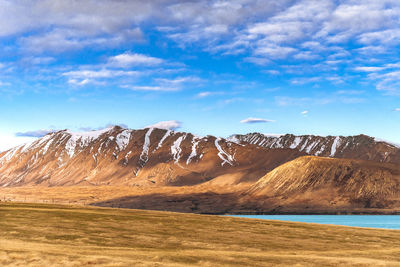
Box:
2, 0, 400, 151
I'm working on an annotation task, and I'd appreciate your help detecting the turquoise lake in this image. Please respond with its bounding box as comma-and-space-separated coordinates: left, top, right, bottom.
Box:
228, 215, 400, 229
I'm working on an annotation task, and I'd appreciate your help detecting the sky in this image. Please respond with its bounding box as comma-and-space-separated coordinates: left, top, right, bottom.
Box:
1, 0, 400, 151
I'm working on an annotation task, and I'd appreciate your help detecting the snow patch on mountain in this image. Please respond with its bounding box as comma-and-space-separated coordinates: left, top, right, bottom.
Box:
64, 127, 113, 157
155, 129, 172, 151
289, 137, 302, 149
227, 135, 240, 144
330, 136, 342, 157
0, 146, 20, 163
215, 138, 234, 166
140, 128, 153, 163
116, 129, 132, 151
171, 135, 185, 164
230, 133, 399, 160
41, 134, 56, 154
187, 136, 200, 164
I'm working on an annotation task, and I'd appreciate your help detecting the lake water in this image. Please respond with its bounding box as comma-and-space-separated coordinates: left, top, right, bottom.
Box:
228, 215, 400, 229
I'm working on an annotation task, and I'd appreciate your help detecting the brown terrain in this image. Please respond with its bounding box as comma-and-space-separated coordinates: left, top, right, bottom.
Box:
3, 202, 400, 266
244, 156, 400, 214
1, 126, 400, 214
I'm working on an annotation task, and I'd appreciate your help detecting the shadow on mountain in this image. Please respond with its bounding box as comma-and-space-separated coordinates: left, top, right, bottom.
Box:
91, 192, 262, 214
90, 190, 400, 215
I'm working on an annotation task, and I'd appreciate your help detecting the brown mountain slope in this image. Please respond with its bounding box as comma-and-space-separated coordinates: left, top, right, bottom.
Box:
244, 156, 400, 213
0, 126, 304, 187
90, 156, 400, 214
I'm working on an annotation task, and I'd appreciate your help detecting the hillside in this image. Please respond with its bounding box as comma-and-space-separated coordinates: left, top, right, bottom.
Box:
90, 156, 400, 214
245, 156, 400, 213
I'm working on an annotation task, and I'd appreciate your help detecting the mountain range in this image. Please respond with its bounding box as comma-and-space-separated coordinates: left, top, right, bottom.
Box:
1, 126, 400, 214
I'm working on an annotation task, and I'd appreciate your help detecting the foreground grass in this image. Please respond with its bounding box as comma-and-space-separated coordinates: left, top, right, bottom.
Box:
1, 203, 400, 266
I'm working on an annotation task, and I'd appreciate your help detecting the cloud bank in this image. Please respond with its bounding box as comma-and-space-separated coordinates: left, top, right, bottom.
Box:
145, 120, 182, 130
240, 117, 275, 124
2, 1, 400, 94
15, 129, 56, 138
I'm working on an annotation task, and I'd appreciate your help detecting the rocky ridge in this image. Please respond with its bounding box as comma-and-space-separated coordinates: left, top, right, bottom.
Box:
0, 126, 303, 187
229, 133, 400, 164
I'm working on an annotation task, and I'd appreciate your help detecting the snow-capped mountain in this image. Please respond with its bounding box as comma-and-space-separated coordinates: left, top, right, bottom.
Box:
229, 133, 400, 164
3, 126, 400, 213
2, 126, 400, 189
0, 126, 303, 187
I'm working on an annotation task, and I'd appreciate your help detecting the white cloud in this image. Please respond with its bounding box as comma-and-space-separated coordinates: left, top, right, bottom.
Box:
121, 75, 202, 92
254, 44, 297, 59
354, 66, 385, 72
165, 0, 287, 46
78, 124, 128, 131
371, 70, 400, 95
240, 117, 275, 124
243, 57, 271, 66
195, 91, 224, 98
327, 50, 350, 60
196, 91, 212, 98
123, 85, 178, 92
293, 51, 320, 60
0, 1, 151, 51
325, 76, 345, 84
15, 129, 56, 137
316, 2, 398, 41
301, 110, 308, 115
291, 77, 321, 85
265, 70, 280, 75
385, 62, 400, 68
145, 120, 181, 130
63, 69, 140, 79
336, 90, 364, 95
108, 52, 164, 68
3, 0, 400, 98
0, 0, 399, 57
358, 29, 400, 45
68, 78, 90, 86
20, 29, 84, 52
155, 76, 202, 85
275, 94, 365, 106
248, 21, 307, 42
356, 45, 388, 55
0, 134, 36, 152
276, 96, 312, 106
22, 56, 56, 65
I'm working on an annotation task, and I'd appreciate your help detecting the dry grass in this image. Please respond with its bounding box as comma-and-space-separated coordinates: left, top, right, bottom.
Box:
1, 203, 400, 266
0, 186, 156, 205
0, 185, 240, 205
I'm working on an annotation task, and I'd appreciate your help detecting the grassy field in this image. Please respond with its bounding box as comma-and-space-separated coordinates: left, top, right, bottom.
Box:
1, 203, 400, 266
